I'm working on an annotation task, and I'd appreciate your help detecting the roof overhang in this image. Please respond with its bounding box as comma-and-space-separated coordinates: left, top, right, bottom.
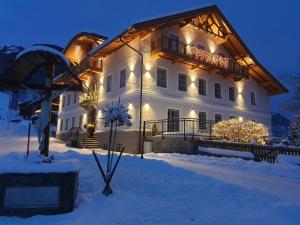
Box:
87, 5, 288, 96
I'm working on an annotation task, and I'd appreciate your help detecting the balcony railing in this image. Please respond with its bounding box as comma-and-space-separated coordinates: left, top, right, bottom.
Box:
79, 91, 97, 108
73, 58, 103, 80
151, 34, 249, 79
143, 118, 215, 141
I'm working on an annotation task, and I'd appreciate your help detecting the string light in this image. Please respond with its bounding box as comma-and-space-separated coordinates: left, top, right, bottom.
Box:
187, 46, 229, 69
213, 118, 269, 144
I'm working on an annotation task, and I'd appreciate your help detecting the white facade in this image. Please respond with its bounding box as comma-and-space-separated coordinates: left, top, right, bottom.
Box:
57, 24, 271, 135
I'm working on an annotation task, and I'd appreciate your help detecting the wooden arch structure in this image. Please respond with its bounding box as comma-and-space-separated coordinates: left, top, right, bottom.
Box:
0, 45, 82, 156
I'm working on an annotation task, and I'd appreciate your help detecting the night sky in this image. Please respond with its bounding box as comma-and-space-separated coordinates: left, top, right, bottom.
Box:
1, 0, 299, 117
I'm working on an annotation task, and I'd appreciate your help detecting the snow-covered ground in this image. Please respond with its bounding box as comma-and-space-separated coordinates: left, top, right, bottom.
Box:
0, 121, 300, 225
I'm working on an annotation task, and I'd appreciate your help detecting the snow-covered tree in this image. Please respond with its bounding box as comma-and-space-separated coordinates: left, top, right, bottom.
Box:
213, 119, 269, 144
289, 115, 300, 146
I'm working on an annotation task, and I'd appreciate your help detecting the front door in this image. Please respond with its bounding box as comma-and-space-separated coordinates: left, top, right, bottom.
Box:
168, 109, 179, 132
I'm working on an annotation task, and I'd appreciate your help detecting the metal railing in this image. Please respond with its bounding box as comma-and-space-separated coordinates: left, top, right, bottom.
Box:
151, 34, 249, 79
79, 91, 97, 108
143, 118, 215, 141
65, 126, 89, 148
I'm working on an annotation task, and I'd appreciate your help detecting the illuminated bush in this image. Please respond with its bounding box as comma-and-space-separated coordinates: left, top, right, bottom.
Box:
212, 118, 269, 144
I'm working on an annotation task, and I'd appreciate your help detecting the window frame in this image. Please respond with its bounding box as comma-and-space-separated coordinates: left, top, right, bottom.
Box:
106, 75, 112, 93
119, 68, 127, 88
251, 91, 256, 105
215, 114, 222, 123
156, 67, 167, 88
198, 111, 207, 129
178, 73, 187, 92
198, 78, 207, 96
214, 83, 222, 99
228, 86, 235, 102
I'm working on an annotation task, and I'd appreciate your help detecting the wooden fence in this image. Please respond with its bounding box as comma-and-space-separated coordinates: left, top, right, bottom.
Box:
198, 140, 300, 163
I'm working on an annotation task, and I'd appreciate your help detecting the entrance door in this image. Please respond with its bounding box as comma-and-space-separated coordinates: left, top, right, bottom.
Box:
167, 109, 179, 132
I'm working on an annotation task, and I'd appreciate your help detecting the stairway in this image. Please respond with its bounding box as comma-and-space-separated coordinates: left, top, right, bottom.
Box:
80, 136, 101, 148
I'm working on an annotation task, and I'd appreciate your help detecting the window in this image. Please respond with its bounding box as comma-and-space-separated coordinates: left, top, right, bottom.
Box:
178, 73, 187, 92
251, 92, 256, 105
199, 79, 206, 96
215, 83, 222, 99
198, 112, 207, 129
106, 75, 112, 92
215, 114, 222, 123
229, 87, 235, 102
62, 96, 65, 107
65, 118, 69, 131
79, 115, 83, 128
169, 34, 179, 52
197, 44, 205, 50
73, 92, 77, 104
60, 119, 63, 131
229, 115, 235, 119
71, 116, 75, 128
119, 68, 126, 88
167, 109, 180, 132
67, 94, 70, 106
157, 68, 167, 88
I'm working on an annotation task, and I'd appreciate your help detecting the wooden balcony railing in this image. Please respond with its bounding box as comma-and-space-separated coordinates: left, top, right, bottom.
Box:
72, 58, 103, 80
151, 34, 249, 79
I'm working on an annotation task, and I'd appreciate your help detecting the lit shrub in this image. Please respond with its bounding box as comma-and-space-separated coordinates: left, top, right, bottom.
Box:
212, 118, 269, 144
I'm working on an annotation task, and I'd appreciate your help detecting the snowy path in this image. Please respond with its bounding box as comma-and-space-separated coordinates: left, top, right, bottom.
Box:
145, 153, 300, 203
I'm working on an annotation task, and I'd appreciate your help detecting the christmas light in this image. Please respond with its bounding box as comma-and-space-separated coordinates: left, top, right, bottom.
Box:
213, 118, 269, 144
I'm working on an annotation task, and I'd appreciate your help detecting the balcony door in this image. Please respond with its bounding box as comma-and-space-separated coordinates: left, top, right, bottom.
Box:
168, 34, 179, 53
167, 109, 179, 132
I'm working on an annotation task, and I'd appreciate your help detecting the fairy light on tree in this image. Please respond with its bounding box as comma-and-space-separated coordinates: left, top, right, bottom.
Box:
213, 118, 269, 144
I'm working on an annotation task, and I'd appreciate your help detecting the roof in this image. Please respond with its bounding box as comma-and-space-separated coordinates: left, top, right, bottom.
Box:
87, 5, 287, 96
64, 32, 108, 54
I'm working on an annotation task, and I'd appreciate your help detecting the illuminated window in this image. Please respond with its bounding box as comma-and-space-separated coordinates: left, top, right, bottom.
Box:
106, 75, 112, 92
198, 79, 206, 96
215, 83, 222, 99
178, 73, 187, 92
157, 68, 167, 88
215, 114, 222, 123
229, 87, 235, 102
251, 92, 256, 105
199, 112, 207, 129
119, 68, 126, 88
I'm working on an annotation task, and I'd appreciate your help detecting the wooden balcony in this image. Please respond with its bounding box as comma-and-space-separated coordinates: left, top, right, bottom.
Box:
74, 58, 103, 80
151, 35, 249, 80
79, 92, 97, 109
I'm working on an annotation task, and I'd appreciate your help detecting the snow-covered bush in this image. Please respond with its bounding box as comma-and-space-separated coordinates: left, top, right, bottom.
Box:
213, 119, 268, 144
102, 103, 132, 127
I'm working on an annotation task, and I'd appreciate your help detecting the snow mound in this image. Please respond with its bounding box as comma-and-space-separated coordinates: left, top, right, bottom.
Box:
276, 154, 300, 165
0, 152, 80, 174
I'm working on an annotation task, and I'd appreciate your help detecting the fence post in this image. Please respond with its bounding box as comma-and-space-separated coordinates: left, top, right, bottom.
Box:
209, 121, 212, 140
26, 122, 31, 157
141, 121, 146, 159
161, 120, 164, 140
183, 119, 186, 140
192, 119, 195, 142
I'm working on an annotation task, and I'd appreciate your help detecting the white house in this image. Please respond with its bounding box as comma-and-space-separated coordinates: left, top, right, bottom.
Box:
56, 5, 287, 153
